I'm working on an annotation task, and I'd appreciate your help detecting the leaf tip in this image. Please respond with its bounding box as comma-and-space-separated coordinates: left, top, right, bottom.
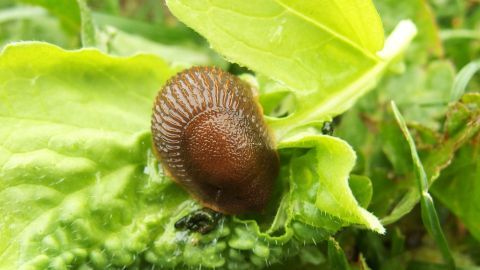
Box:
360, 208, 386, 234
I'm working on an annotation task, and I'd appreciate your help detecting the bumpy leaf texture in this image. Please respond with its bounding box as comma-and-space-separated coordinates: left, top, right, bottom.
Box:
0, 0, 419, 268
0, 42, 384, 270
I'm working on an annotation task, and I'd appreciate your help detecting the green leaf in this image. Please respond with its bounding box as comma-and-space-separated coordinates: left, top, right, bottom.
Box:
0, 5, 77, 50
19, 0, 96, 48
432, 142, 480, 240
19, 0, 81, 33
0, 2, 425, 268
0, 42, 177, 269
358, 253, 373, 270
334, 59, 459, 223
279, 135, 385, 234
328, 237, 351, 270
380, 94, 480, 225
102, 26, 227, 67
167, 0, 383, 92
0, 42, 293, 270
275, 0, 384, 53
327, 1, 449, 227
91, 12, 202, 45
349, 175, 373, 209
431, 94, 480, 241
166, 0, 417, 140
332, 1, 449, 224
391, 101, 455, 270
450, 59, 480, 102
0, 41, 383, 270
385, 61, 455, 130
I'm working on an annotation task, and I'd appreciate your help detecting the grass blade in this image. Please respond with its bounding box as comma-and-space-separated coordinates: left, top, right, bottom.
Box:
450, 59, 480, 102
328, 237, 350, 270
440, 29, 480, 41
76, 0, 96, 47
0, 6, 46, 23
391, 101, 455, 270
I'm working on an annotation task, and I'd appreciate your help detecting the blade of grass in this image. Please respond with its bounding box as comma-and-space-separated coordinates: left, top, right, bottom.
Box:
440, 29, 480, 41
391, 227, 406, 256
0, 6, 47, 24
76, 0, 96, 47
358, 253, 372, 270
450, 59, 480, 102
328, 237, 350, 270
19, 0, 81, 32
92, 12, 199, 44
391, 101, 455, 270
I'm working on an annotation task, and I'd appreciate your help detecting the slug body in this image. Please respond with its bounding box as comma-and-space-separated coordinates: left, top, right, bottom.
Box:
151, 67, 279, 214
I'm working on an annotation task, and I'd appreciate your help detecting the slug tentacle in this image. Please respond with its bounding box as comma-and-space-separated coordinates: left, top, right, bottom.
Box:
151, 67, 279, 214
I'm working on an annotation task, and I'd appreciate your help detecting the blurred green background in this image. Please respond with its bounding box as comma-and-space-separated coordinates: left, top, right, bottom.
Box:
1, 0, 480, 269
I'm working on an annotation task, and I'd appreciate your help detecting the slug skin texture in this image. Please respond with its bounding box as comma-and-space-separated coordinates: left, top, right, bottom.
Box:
151, 67, 279, 214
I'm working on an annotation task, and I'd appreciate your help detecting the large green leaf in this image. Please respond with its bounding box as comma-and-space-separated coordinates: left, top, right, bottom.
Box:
167, 0, 383, 92
166, 0, 416, 140
0, 41, 386, 270
0, 42, 175, 269
275, 0, 384, 53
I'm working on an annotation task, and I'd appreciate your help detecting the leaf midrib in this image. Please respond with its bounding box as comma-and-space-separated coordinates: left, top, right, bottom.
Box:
274, 0, 379, 61
177, 0, 378, 62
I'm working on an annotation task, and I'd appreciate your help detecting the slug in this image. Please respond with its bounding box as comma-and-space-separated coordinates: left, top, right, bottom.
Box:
151, 67, 279, 214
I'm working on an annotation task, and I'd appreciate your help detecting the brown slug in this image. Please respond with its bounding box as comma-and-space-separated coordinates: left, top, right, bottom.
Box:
151, 66, 279, 214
